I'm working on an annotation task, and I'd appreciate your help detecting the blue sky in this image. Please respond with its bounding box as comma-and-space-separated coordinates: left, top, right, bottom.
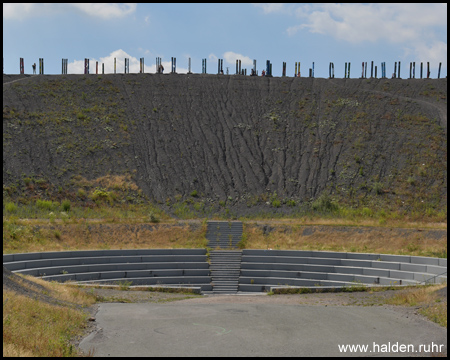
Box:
3, 3, 447, 78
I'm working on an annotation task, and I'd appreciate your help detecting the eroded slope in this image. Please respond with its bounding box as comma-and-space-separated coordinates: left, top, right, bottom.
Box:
3, 74, 447, 215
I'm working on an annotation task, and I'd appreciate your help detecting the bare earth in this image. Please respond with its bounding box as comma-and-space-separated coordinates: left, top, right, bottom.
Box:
86, 285, 446, 307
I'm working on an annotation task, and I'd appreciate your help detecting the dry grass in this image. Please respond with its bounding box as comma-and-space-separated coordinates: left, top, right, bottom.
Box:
242, 224, 447, 257
420, 302, 447, 328
2, 343, 34, 357
386, 284, 446, 306
3, 290, 87, 357
72, 174, 139, 191
95, 174, 139, 191
3, 221, 208, 254
3, 275, 97, 357
385, 284, 447, 327
19, 275, 98, 306
3, 219, 446, 257
245, 217, 447, 229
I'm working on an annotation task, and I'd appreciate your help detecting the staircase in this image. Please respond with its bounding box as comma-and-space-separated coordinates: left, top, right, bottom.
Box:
209, 250, 242, 294
205, 221, 243, 294
206, 221, 243, 249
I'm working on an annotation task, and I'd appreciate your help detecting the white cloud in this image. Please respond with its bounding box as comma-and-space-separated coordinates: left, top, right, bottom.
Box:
286, 3, 447, 67
68, 49, 189, 74
3, 3, 136, 20
291, 3, 446, 45
294, 4, 311, 18
3, 3, 55, 20
159, 61, 188, 74
208, 53, 218, 63
286, 24, 303, 37
413, 41, 447, 66
69, 49, 139, 74
252, 3, 284, 14
223, 51, 253, 66
69, 3, 136, 19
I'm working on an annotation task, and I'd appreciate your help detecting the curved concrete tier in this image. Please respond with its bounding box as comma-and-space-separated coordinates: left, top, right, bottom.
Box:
3, 249, 213, 292
239, 250, 447, 292
3, 249, 447, 294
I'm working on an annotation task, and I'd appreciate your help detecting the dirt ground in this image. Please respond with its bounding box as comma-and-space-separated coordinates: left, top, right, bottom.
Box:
84, 285, 446, 307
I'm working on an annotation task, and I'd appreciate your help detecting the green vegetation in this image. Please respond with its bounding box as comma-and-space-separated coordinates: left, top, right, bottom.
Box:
311, 193, 338, 212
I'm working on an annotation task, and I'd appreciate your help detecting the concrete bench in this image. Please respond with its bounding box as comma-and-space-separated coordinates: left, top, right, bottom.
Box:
4, 255, 208, 271
17, 262, 210, 276
238, 250, 446, 292
3, 249, 206, 262
4, 249, 446, 294
3, 249, 212, 291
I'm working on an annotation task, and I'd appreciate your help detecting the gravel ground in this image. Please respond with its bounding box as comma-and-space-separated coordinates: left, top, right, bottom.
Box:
87, 287, 203, 303
84, 286, 446, 307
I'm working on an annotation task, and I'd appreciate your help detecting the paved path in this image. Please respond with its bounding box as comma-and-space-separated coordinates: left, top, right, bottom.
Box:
80, 299, 446, 357
3, 75, 38, 87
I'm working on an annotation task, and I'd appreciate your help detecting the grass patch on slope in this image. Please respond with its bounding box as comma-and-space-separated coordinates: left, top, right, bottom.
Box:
3, 275, 97, 357
240, 223, 447, 258
385, 284, 447, 327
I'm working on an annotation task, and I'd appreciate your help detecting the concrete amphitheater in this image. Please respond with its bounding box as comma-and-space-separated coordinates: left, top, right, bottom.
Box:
3, 221, 447, 294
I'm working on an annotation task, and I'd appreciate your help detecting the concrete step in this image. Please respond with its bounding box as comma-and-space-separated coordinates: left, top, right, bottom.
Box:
211, 272, 240, 276
207, 239, 242, 294
210, 254, 242, 256
210, 264, 241, 268
206, 232, 243, 235
208, 237, 242, 239
211, 271, 241, 275
210, 259, 242, 262
213, 288, 238, 292
212, 278, 239, 281
212, 279, 239, 281
212, 286, 239, 290
210, 250, 242, 255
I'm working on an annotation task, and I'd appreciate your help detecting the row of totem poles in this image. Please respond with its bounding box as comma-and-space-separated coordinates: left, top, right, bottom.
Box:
12, 57, 444, 79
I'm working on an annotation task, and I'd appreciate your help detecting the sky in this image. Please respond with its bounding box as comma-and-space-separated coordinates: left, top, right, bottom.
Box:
3, 3, 447, 78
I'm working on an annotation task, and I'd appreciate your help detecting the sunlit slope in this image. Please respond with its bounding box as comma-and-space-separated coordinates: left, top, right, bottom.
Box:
3, 74, 447, 214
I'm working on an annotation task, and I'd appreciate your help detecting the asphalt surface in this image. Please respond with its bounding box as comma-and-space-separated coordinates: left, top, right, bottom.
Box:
80, 298, 447, 357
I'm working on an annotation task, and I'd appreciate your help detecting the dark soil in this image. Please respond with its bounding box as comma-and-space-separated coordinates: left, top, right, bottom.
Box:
3, 74, 447, 216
